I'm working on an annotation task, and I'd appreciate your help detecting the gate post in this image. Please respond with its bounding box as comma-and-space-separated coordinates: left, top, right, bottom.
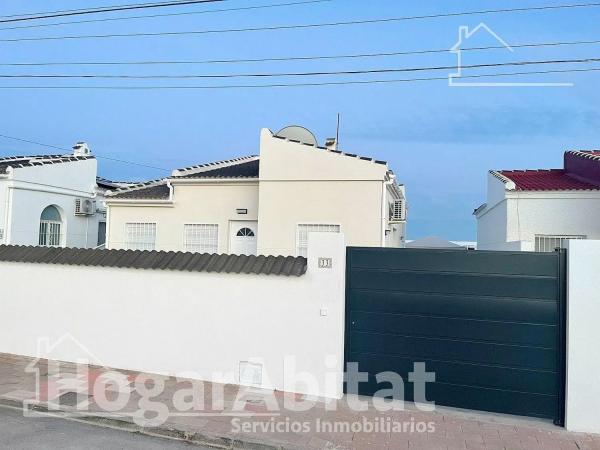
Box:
565, 240, 600, 433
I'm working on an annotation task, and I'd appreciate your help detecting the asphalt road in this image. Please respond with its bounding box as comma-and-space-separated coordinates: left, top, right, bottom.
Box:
0, 406, 210, 449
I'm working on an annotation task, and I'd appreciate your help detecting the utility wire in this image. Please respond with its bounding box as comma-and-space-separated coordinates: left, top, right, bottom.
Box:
2, 38, 600, 67
0, 0, 225, 24
0, 0, 204, 18
1, 57, 599, 79
2, 2, 600, 43
0, 67, 596, 89
0, 133, 171, 172
0, 0, 330, 32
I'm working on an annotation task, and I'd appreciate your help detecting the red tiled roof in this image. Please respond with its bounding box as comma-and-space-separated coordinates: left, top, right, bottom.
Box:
498, 169, 600, 191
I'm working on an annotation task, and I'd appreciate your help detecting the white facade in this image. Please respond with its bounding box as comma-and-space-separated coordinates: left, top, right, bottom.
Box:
106, 128, 407, 256
0, 233, 346, 399
0, 146, 109, 249
475, 156, 600, 251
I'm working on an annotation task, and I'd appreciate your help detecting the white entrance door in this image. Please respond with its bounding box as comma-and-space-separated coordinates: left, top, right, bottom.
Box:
229, 221, 258, 255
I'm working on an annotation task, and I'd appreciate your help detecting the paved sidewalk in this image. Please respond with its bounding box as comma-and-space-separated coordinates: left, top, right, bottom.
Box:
0, 353, 598, 450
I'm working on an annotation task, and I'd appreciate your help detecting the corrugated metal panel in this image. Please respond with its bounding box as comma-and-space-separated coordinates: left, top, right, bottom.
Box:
0, 245, 307, 277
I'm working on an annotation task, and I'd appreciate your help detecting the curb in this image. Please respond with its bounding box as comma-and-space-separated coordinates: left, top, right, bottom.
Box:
0, 398, 284, 450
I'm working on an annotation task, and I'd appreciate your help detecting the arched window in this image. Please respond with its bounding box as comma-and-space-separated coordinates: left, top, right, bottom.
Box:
236, 227, 255, 237
39, 206, 62, 247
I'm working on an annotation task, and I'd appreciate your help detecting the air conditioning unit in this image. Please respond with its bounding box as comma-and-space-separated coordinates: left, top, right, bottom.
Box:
389, 199, 406, 223
75, 198, 95, 216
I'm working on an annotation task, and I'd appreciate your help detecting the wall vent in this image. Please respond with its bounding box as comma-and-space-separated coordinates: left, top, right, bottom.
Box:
239, 361, 263, 386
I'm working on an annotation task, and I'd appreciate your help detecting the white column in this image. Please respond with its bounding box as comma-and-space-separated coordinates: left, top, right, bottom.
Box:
565, 240, 600, 433
304, 232, 346, 399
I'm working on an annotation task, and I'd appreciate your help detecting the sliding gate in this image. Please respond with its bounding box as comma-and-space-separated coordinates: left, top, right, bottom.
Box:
345, 247, 566, 425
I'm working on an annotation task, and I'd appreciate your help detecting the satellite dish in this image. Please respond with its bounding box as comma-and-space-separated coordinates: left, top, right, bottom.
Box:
275, 125, 318, 146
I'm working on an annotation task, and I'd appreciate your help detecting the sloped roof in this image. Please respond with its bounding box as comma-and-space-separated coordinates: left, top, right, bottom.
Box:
108, 156, 259, 200
107, 178, 169, 200
174, 158, 259, 179
0, 154, 94, 174
0, 245, 307, 277
496, 169, 600, 191
96, 177, 136, 190
172, 155, 258, 178
111, 182, 171, 200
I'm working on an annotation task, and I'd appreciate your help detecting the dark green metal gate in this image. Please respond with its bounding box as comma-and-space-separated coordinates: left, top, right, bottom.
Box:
345, 247, 566, 425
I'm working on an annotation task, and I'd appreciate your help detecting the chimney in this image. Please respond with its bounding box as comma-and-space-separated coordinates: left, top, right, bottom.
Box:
73, 142, 91, 157
325, 137, 337, 151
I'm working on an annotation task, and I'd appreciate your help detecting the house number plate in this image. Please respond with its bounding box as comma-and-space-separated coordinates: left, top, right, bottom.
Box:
318, 257, 333, 269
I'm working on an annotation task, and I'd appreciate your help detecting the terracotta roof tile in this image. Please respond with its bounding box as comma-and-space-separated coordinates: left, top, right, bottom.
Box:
499, 169, 600, 191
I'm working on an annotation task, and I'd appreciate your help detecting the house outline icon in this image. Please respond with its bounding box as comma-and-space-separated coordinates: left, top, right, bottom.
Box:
448, 22, 573, 87
23, 334, 110, 412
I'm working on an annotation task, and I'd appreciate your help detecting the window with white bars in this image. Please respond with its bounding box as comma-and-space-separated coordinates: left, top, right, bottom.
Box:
124, 223, 156, 250
184, 224, 218, 253
39, 205, 63, 247
39, 222, 62, 247
534, 235, 586, 252
296, 224, 341, 257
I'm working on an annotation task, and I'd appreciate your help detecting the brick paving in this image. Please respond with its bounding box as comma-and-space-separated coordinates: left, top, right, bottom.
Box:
0, 352, 598, 450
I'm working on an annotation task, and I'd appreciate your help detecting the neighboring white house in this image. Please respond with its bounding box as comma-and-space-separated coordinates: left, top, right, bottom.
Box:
475, 150, 600, 251
105, 127, 407, 256
0, 143, 117, 248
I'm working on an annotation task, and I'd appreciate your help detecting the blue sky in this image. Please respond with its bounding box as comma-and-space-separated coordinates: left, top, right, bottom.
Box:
1, 0, 599, 240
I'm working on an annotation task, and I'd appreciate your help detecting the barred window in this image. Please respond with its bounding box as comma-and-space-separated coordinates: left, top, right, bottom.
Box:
296, 224, 340, 257
534, 235, 586, 252
39, 206, 62, 247
184, 224, 218, 253
125, 223, 156, 250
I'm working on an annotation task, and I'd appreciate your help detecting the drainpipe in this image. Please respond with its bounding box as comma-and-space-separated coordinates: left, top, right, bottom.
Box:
167, 179, 174, 201
381, 175, 395, 247
2, 168, 13, 244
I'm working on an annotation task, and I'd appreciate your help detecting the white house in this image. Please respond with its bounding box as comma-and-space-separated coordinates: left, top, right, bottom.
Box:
475, 150, 600, 251
105, 127, 407, 256
0, 143, 115, 249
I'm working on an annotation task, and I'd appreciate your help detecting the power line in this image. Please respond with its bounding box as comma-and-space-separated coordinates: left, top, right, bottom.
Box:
0, 0, 225, 24
2, 38, 600, 67
0, 0, 329, 32
3, 2, 600, 43
0, 133, 171, 172
0, 67, 597, 89
1, 57, 599, 79
0, 0, 201, 18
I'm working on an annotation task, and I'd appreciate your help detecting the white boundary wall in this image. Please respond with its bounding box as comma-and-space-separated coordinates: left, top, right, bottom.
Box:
0, 233, 346, 399
565, 240, 600, 433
